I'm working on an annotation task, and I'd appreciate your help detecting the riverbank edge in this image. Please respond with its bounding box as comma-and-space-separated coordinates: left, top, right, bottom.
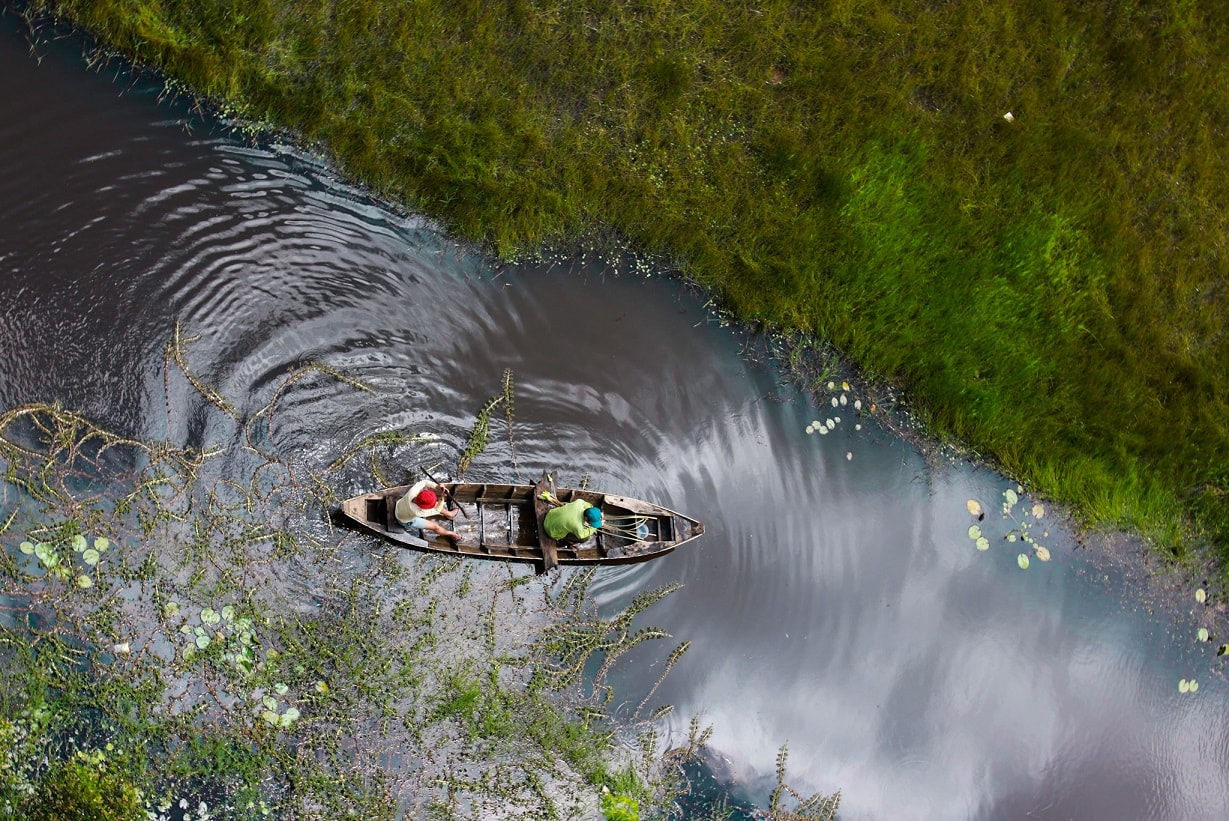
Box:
759, 320, 1229, 660
15, 0, 1228, 669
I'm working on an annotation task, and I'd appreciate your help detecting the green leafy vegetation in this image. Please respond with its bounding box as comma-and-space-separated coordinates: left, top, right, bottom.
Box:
22, 0, 1229, 572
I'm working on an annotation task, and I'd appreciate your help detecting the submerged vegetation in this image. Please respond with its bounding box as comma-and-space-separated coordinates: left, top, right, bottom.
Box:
0, 332, 839, 818
17, 0, 1229, 572
0, 351, 624, 817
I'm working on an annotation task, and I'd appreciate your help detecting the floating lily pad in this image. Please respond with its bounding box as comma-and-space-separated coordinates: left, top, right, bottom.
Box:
82, 548, 100, 566
1034, 546, 1051, 562
76, 575, 92, 589
805, 425, 815, 434
1017, 553, 1030, 569
222, 605, 236, 621
968, 525, 983, 540
315, 681, 329, 694
1191, 680, 1199, 692
201, 608, 221, 625
976, 537, 990, 551
1007, 533, 1017, 542
830, 397, 838, 407
1179, 679, 1190, 693
263, 695, 278, 711
72, 535, 87, 552
841, 381, 850, 391
1218, 645, 1228, 657
1198, 627, 1210, 642
1004, 489, 1019, 507
274, 683, 289, 696
1031, 503, 1045, 519
839, 394, 848, 406
1196, 588, 1207, 604
165, 601, 180, 618
279, 707, 300, 728
19, 541, 34, 555
966, 499, 983, 518
195, 635, 211, 650
260, 710, 279, 726
854, 399, 863, 410
94, 537, 110, 552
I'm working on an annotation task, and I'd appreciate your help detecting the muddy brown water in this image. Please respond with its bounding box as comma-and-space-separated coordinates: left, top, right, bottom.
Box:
3, 13, 1229, 820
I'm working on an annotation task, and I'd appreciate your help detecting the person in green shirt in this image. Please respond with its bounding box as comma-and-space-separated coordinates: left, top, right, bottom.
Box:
543, 499, 603, 543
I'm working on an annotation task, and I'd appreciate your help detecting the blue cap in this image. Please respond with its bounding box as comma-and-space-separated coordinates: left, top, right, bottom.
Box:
584, 507, 603, 528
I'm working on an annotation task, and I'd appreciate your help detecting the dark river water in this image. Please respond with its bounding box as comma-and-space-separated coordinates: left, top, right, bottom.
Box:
4, 13, 1229, 820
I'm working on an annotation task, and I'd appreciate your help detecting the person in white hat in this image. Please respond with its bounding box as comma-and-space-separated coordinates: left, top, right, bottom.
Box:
395, 479, 459, 539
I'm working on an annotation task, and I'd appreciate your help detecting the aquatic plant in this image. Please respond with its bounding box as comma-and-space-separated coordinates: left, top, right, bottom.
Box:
20, 750, 145, 821
457, 368, 516, 477
0, 330, 771, 817
0, 387, 504, 814
965, 487, 1052, 566
766, 744, 842, 821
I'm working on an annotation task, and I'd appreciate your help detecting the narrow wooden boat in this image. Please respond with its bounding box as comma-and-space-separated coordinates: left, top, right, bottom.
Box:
336, 473, 703, 573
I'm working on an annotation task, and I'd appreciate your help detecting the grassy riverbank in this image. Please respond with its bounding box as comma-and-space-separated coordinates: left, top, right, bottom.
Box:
23, 1, 1229, 569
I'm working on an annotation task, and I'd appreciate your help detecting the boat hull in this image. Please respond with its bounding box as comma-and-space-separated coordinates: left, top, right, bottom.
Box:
336, 475, 703, 572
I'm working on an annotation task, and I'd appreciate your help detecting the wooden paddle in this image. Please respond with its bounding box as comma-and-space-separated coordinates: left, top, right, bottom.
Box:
534, 472, 559, 574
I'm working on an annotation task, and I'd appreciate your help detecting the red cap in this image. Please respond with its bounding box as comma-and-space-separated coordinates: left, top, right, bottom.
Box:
414, 489, 438, 508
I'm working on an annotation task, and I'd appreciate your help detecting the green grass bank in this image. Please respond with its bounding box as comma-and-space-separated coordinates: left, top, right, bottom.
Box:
22, 0, 1229, 571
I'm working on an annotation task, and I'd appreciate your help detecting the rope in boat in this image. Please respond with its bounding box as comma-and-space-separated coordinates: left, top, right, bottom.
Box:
596, 514, 655, 539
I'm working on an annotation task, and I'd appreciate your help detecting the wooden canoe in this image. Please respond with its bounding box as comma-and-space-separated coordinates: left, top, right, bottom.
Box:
336, 473, 703, 573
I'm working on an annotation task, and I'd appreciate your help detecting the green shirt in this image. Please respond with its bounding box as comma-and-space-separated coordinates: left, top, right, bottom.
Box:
543, 499, 597, 541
